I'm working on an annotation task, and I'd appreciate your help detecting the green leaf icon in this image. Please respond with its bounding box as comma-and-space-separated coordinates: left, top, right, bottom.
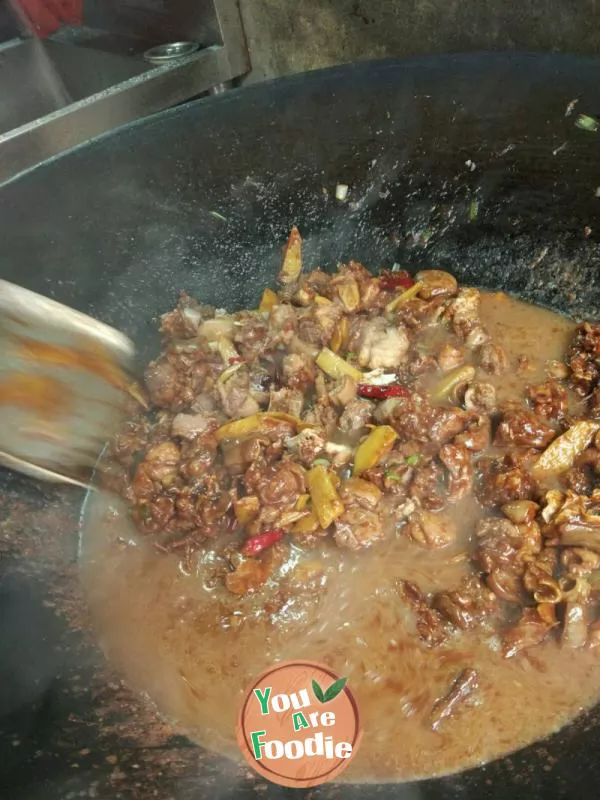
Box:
312, 677, 348, 703
312, 679, 325, 703
323, 677, 348, 702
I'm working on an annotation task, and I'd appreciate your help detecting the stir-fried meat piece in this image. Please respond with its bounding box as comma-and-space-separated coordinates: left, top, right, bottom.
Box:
392, 296, 448, 330
478, 342, 508, 375
144, 359, 178, 408
569, 322, 600, 396
225, 545, 283, 596
404, 509, 457, 548
390, 394, 468, 445
171, 411, 218, 440
303, 404, 338, 437
454, 414, 490, 452
464, 382, 497, 414
561, 546, 600, 576
282, 352, 314, 392
334, 508, 385, 550
339, 397, 373, 433
475, 518, 524, 603
133, 440, 180, 498
330, 375, 357, 407
433, 576, 498, 630
522, 547, 558, 595
527, 381, 568, 420
233, 311, 272, 360
356, 317, 410, 369
110, 420, 149, 464
269, 304, 296, 344
439, 443, 473, 502
502, 607, 556, 658
477, 452, 538, 507
284, 428, 325, 467
245, 461, 306, 508
339, 477, 382, 510
494, 406, 556, 449
587, 386, 600, 420
563, 465, 594, 495
415, 270, 458, 299
160, 293, 211, 339
409, 461, 446, 511
445, 288, 489, 348
430, 669, 479, 731
396, 580, 449, 647
296, 307, 337, 346
217, 370, 260, 418
437, 342, 465, 372
268, 387, 304, 417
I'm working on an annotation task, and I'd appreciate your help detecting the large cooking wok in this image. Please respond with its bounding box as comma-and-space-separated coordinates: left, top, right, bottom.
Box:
2, 53, 600, 799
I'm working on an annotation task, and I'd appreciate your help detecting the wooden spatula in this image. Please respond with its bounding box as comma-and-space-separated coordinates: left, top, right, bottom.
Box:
0, 280, 136, 488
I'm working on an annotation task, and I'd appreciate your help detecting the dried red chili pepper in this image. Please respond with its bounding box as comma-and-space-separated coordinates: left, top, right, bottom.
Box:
356, 383, 410, 400
241, 528, 285, 556
228, 356, 244, 365
379, 271, 414, 291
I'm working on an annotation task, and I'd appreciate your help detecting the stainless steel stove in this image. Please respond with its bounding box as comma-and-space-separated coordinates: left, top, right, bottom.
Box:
0, 0, 250, 183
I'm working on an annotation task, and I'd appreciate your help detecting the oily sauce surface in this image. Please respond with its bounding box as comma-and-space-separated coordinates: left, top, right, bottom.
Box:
80, 292, 600, 781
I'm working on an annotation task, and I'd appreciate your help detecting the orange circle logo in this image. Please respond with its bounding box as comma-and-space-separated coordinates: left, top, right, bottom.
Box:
236, 660, 362, 788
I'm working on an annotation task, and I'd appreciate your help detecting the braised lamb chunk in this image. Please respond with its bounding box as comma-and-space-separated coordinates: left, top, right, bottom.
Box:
396, 580, 449, 647
282, 352, 314, 390
430, 669, 479, 732
527, 381, 568, 420
170, 411, 215, 440
404, 509, 457, 549
463, 382, 497, 414
233, 311, 272, 360
409, 460, 447, 511
268, 387, 304, 417
415, 270, 458, 299
474, 518, 524, 603
356, 317, 410, 369
561, 546, 600, 577
339, 397, 374, 433
334, 508, 385, 550
439, 443, 473, 502
389, 394, 468, 446
502, 606, 557, 658
445, 287, 489, 348
160, 292, 212, 339
144, 359, 178, 408
478, 342, 509, 375
569, 322, 600, 396
437, 342, 466, 372
433, 576, 498, 630
217, 369, 260, 418
454, 414, 491, 452
494, 406, 556, 449
477, 452, 538, 507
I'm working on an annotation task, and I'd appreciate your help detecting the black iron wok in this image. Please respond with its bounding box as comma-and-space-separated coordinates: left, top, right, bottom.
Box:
2, 53, 600, 800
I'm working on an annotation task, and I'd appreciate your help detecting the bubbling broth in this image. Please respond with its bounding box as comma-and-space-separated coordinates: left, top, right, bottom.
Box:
81, 254, 600, 781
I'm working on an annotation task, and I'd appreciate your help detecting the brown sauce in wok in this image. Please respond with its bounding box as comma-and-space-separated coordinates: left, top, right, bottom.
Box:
80, 292, 600, 782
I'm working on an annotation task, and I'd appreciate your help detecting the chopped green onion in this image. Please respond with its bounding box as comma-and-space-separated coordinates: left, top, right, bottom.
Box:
385, 470, 402, 481
209, 210, 228, 221
469, 199, 479, 222
575, 114, 600, 132
313, 458, 331, 467
405, 454, 420, 466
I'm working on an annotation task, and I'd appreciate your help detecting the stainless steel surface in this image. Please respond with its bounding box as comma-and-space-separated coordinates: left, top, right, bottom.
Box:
0, 0, 249, 183
143, 41, 200, 64
0, 280, 135, 486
